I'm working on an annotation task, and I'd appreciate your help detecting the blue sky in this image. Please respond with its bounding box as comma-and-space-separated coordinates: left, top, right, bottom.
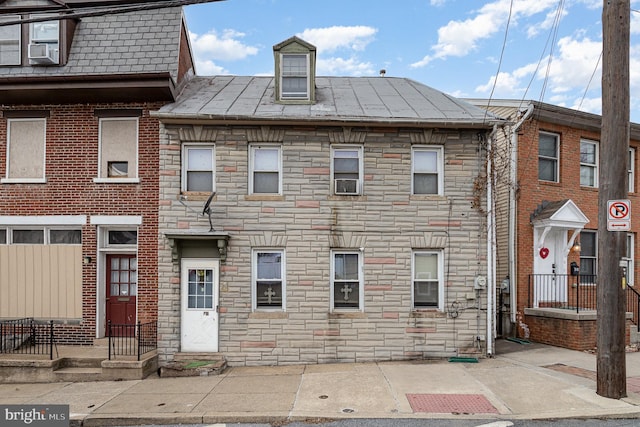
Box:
184, 0, 640, 122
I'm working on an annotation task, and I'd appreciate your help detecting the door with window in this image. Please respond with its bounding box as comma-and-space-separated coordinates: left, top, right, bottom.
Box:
106, 255, 137, 335
181, 259, 219, 352
533, 229, 568, 307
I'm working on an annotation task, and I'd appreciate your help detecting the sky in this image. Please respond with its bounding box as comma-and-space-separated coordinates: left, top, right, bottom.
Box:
183, 0, 640, 123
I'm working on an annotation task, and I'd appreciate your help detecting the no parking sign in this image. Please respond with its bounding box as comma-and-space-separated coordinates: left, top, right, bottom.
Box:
607, 199, 631, 231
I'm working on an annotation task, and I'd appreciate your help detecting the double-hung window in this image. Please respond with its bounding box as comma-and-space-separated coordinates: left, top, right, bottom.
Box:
331, 251, 362, 310
29, 15, 59, 65
182, 144, 215, 192
0, 15, 21, 65
249, 144, 281, 194
412, 146, 443, 195
253, 250, 285, 310
3, 117, 46, 183
580, 230, 597, 281
629, 148, 635, 193
280, 54, 309, 100
412, 250, 444, 310
580, 139, 598, 187
539, 132, 559, 182
96, 116, 139, 182
332, 146, 363, 195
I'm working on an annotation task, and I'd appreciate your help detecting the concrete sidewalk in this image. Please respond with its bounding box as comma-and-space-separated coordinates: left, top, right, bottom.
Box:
2, 340, 640, 426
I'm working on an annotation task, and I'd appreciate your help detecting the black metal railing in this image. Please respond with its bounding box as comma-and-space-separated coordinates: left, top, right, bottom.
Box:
528, 274, 597, 313
0, 318, 56, 359
107, 321, 157, 361
627, 285, 640, 332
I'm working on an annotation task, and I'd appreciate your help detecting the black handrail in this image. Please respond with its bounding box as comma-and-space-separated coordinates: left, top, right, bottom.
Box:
0, 318, 56, 359
627, 285, 640, 332
107, 320, 157, 360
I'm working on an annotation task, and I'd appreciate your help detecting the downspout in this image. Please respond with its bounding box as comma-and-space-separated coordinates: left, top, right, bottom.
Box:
509, 103, 534, 325
486, 125, 497, 357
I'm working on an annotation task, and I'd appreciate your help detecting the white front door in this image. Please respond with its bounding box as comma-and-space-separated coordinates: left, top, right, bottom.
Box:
181, 259, 219, 352
533, 228, 568, 307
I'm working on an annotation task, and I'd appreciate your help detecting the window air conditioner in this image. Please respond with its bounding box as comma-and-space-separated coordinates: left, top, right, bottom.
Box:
335, 179, 359, 195
28, 43, 56, 64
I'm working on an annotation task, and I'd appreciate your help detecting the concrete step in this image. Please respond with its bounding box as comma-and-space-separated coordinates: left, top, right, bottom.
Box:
61, 357, 103, 369
53, 367, 103, 382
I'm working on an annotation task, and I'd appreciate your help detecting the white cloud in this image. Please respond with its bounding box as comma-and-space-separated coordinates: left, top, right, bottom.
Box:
317, 57, 375, 77
297, 26, 377, 53
189, 29, 259, 61
430, 0, 447, 5
195, 60, 229, 76
411, 0, 562, 68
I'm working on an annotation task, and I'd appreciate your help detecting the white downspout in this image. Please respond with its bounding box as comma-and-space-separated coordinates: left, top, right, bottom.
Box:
486, 126, 496, 356
509, 103, 534, 325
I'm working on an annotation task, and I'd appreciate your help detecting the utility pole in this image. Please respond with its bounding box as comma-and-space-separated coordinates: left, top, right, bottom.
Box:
597, 0, 630, 399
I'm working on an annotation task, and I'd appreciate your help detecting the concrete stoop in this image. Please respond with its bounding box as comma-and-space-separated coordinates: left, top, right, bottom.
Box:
159, 352, 227, 377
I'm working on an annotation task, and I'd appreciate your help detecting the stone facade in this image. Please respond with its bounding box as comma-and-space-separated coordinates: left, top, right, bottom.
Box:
157, 124, 490, 366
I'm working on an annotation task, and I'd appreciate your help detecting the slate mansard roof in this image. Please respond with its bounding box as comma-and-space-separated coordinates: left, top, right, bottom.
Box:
154, 76, 503, 128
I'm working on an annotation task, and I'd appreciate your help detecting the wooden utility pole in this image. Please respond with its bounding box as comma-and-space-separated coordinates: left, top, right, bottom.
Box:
597, 0, 630, 399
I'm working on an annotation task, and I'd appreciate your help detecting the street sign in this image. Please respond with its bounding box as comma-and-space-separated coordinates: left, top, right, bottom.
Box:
607, 199, 631, 231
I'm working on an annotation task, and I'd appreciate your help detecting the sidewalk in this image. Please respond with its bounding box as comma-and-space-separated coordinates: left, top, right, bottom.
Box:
2, 339, 640, 426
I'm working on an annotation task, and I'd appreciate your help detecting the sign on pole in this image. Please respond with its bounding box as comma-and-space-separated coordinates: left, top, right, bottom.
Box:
607, 199, 631, 231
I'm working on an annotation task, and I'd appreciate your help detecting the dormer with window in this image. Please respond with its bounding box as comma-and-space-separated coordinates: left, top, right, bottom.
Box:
0, 11, 76, 67
273, 36, 316, 104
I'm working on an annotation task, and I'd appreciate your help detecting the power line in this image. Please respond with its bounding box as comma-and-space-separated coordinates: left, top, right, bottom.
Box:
0, 0, 225, 26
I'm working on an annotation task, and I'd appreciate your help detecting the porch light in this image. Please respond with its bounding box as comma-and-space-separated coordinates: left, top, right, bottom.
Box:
83, 256, 92, 264
217, 238, 227, 262
571, 241, 581, 253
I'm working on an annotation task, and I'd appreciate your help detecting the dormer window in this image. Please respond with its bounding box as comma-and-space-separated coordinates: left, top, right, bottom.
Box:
29, 15, 59, 65
281, 54, 309, 100
0, 15, 21, 65
273, 36, 316, 104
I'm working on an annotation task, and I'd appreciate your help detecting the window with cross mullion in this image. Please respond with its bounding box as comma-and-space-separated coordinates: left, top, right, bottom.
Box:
253, 249, 285, 310
331, 251, 362, 310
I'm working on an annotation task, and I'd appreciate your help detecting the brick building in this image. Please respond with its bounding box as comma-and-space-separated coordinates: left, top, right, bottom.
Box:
468, 99, 640, 350
154, 37, 504, 366
0, 1, 194, 345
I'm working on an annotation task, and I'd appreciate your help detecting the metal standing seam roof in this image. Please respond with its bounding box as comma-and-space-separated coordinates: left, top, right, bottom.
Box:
1, 6, 184, 81
154, 76, 503, 127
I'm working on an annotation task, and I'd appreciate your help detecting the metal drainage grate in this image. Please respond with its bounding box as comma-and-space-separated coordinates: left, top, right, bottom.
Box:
406, 393, 498, 414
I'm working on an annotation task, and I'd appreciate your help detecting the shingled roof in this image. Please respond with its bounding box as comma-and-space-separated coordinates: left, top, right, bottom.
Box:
155, 76, 502, 128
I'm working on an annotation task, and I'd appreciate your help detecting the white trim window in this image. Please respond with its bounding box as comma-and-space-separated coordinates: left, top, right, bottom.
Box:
29, 15, 60, 65
539, 131, 559, 182
3, 118, 46, 183
331, 146, 363, 196
0, 229, 6, 244
579, 230, 597, 278
625, 233, 634, 286
580, 139, 598, 187
412, 250, 444, 310
3, 227, 81, 245
280, 53, 309, 100
96, 117, 139, 183
249, 144, 282, 194
0, 15, 21, 65
182, 144, 215, 192
331, 250, 363, 311
629, 148, 635, 193
412, 145, 444, 195
252, 249, 285, 310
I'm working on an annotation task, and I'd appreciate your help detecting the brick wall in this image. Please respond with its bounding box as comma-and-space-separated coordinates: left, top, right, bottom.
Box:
0, 103, 161, 343
158, 124, 490, 366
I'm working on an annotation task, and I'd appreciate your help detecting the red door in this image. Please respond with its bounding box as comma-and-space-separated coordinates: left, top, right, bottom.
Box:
106, 255, 137, 336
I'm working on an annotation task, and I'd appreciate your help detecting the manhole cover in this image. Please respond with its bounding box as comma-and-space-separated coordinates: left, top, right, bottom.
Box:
406, 393, 498, 414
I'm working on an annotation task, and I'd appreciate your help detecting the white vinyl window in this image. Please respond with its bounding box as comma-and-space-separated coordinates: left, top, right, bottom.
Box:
0, 15, 21, 65
96, 118, 139, 182
331, 251, 363, 311
629, 148, 635, 193
539, 131, 559, 182
580, 140, 598, 187
412, 146, 444, 195
29, 15, 59, 65
331, 146, 363, 195
3, 118, 46, 183
249, 144, 281, 194
182, 144, 215, 192
280, 54, 309, 100
252, 249, 285, 310
579, 230, 597, 278
412, 250, 444, 310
